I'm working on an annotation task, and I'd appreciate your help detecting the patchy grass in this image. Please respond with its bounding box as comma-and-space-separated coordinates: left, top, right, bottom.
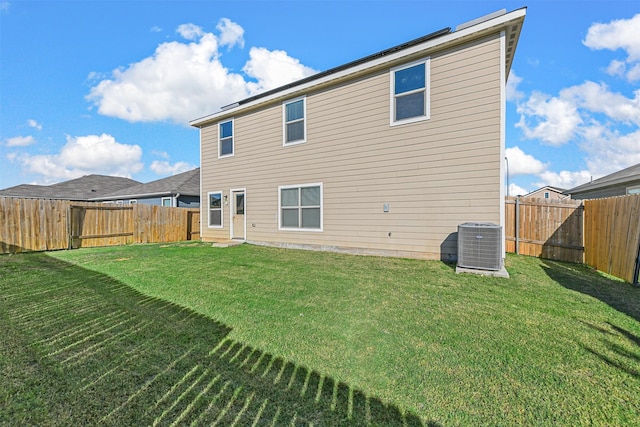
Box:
1, 242, 639, 426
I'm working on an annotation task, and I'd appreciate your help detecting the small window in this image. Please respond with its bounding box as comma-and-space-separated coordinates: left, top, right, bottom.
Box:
162, 197, 172, 207
391, 59, 430, 125
219, 119, 234, 158
283, 97, 306, 145
208, 192, 223, 228
279, 183, 322, 231
129, 200, 137, 205
544, 192, 550, 199
627, 185, 640, 195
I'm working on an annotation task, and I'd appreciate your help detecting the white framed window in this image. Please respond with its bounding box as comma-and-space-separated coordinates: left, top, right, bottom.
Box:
627, 185, 640, 195
161, 197, 172, 207
129, 200, 137, 205
208, 191, 223, 228
283, 97, 306, 145
278, 183, 323, 231
219, 119, 234, 158
390, 58, 430, 125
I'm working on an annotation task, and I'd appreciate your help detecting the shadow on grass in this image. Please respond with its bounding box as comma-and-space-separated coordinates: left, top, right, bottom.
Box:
542, 260, 640, 380
1, 253, 430, 426
541, 260, 640, 322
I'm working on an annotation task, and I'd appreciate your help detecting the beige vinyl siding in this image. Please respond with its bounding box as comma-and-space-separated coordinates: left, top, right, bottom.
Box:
200, 33, 502, 259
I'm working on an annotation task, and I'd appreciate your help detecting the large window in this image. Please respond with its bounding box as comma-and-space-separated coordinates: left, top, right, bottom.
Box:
279, 183, 322, 231
391, 59, 430, 125
208, 191, 223, 228
219, 119, 234, 158
283, 97, 306, 145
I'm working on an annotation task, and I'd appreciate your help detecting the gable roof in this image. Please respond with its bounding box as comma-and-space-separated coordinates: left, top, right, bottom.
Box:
190, 7, 526, 128
524, 186, 566, 197
94, 168, 200, 201
566, 163, 640, 195
0, 175, 141, 200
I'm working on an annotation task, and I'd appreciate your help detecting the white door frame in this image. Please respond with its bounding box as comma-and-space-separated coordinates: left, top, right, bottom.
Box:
229, 188, 246, 240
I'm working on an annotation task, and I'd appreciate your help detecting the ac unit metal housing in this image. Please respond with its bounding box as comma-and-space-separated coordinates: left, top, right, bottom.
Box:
457, 222, 503, 271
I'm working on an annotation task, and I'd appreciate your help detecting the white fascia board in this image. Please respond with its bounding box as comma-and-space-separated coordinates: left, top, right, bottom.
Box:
189, 8, 526, 128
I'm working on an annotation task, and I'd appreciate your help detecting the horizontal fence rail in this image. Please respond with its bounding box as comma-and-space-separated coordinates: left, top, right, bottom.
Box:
1, 198, 199, 254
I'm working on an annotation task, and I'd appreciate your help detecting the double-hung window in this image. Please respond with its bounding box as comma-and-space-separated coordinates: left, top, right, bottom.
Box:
279, 183, 322, 231
391, 59, 430, 125
208, 191, 223, 228
283, 97, 306, 145
219, 119, 234, 157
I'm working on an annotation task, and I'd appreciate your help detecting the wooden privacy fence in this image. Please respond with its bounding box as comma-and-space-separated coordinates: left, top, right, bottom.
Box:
584, 195, 640, 284
0, 197, 200, 254
505, 195, 640, 284
505, 197, 584, 264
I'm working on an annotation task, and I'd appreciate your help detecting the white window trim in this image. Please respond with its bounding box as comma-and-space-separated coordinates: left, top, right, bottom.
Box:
389, 57, 430, 126
207, 191, 223, 228
627, 185, 640, 195
278, 182, 323, 232
218, 118, 234, 158
161, 197, 172, 207
282, 96, 307, 146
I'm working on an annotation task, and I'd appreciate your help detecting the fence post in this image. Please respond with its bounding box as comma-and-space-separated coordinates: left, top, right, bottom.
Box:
515, 197, 520, 255
634, 220, 640, 286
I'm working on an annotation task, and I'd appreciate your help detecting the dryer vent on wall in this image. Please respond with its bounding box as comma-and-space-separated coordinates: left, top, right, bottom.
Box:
457, 222, 503, 271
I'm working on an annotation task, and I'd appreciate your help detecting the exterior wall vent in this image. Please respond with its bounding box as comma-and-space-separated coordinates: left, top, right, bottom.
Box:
457, 222, 503, 271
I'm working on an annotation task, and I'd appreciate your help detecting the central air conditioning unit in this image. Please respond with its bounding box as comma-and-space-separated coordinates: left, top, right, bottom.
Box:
457, 222, 503, 271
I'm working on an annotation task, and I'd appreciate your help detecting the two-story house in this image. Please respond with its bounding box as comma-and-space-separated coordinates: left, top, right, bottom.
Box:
190, 8, 526, 262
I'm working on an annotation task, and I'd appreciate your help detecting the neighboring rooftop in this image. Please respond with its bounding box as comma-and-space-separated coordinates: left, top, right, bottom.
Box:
0, 175, 141, 201
566, 163, 640, 196
94, 168, 200, 201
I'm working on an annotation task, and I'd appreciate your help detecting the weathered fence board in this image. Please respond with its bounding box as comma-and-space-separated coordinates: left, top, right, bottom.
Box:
1, 198, 200, 254
584, 195, 640, 284
505, 197, 584, 263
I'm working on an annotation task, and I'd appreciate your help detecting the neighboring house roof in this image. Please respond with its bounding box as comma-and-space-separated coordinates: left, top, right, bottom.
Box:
190, 7, 526, 127
94, 168, 200, 201
566, 163, 640, 195
0, 175, 141, 200
524, 186, 566, 197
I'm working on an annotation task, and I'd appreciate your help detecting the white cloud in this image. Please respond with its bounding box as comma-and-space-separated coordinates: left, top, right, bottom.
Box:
515, 91, 582, 145
15, 134, 143, 182
536, 170, 593, 190
87, 18, 316, 125
505, 146, 546, 175
27, 119, 42, 130
151, 150, 170, 159
243, 47, 317, 94
150, 26, 162, 33
6, 135, 36, 147
584, 14, 640, 82
217, 18, 244, 49
176, 23, 205, 41
606, 59, 626, 77
150, 160, 195, 175
508, 183, 528, 197
560, 81, 640, 126
506, 70, 523, 102
583, 14, 640, 62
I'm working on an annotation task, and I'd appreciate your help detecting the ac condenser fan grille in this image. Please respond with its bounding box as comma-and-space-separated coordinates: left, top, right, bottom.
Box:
457, 222, 502, 271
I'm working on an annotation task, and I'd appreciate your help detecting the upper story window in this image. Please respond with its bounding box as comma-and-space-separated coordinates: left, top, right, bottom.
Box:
219, 119, 234, 158
544, 192, 550, 199
283, 97, 306, 145
391, 59, 430, 125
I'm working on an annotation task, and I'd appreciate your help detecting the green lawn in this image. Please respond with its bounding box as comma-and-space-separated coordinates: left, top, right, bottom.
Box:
1, 242, 639, 426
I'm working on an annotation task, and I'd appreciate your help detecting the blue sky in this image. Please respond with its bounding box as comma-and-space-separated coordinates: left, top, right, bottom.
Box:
1, 1, 639, 195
